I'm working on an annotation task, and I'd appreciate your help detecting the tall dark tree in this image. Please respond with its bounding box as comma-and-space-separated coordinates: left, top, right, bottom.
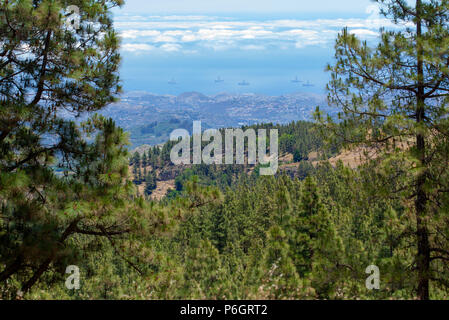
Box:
0, 0, 138, 294
144, 170, 157, 196
142, 151, 147, 168
318, 0, 449, 299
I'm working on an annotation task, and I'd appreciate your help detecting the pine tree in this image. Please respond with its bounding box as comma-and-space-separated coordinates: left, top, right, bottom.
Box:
0, 0, 158, 295
144, 171, 157, 196
142, 152, 147, 168
317, 0, 449, 299
263, 226, 306, 299
184, 239, 224, 299
131, 151, 140, 166
137, 164, 142, 184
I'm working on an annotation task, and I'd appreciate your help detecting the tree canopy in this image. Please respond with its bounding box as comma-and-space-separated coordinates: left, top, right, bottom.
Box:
317, 0, 449, 299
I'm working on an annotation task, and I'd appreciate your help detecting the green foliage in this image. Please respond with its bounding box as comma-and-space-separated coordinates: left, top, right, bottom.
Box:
316, 0, 449, 299
249, 121, 328, 158
144, 171, 157, 196
0, 0, 177, 298
3, 0, 449, 301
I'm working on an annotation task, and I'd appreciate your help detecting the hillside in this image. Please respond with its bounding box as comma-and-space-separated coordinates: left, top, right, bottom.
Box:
128, 121, 341, 200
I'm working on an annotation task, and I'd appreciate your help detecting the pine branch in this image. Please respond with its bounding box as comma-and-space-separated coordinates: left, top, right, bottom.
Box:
28, 30, 52, 108
394, 0, 418, 18
74, 227, 131, 236
98, 226, 143, 276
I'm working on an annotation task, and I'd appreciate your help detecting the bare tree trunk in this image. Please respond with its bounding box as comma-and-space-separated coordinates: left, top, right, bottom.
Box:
415, 0, 430, 300
21, 258, 52, 294
415, 106, 430, 300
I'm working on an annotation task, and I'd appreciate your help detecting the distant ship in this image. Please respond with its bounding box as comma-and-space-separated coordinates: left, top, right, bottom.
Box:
291, 76, 302, 83
303, 81, 314, 87
215, 76, 224, 83
168, 78, 177, 85
238, 80, 250, 86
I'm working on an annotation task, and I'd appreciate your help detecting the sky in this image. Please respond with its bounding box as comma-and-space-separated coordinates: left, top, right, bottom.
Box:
117, 0, 374, 15
112, 0, 401, 96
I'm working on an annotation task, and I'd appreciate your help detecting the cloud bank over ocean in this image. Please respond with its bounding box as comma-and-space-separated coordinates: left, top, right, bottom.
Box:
113, 5, 409, 95
115, 12, 396, 54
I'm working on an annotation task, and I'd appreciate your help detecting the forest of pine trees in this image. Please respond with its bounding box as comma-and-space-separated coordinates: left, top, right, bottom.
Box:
1, 0, 449, 300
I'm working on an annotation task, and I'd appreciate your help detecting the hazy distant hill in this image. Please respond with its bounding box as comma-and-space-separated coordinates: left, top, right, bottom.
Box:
101, 91, 332, 147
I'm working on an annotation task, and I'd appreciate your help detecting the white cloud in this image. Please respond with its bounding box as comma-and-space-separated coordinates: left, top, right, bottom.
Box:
349, 29, 378, 37
160, 43, 182, 52
154, 34, 178, 43
181, 32, 197, 42
121, 29, 161, 39
116, 14, 402, 54
241, 44, 266, 50
122, 43, 155, 52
